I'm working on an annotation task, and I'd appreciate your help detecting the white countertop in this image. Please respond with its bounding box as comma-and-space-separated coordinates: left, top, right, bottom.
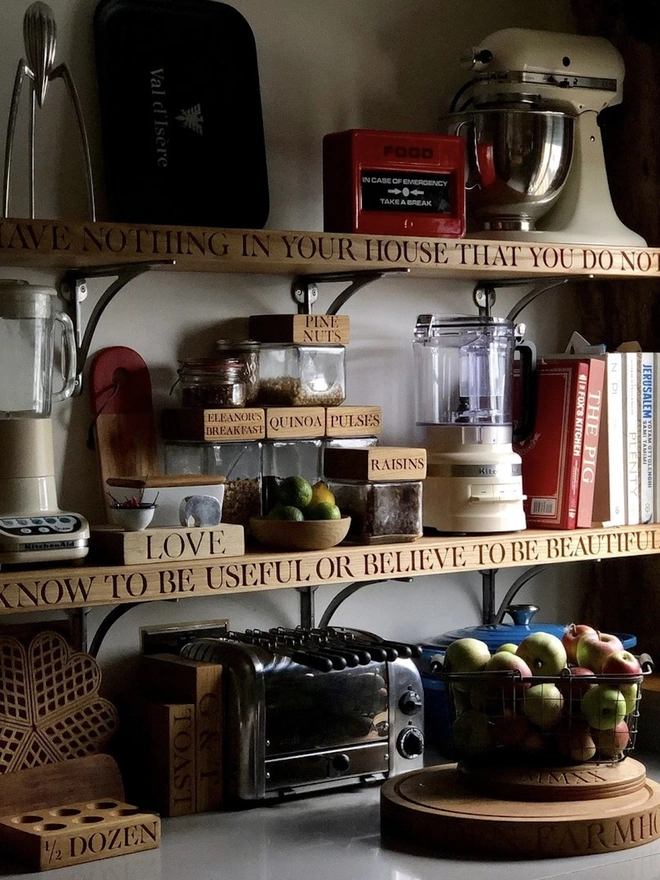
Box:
2, 754, 660, 880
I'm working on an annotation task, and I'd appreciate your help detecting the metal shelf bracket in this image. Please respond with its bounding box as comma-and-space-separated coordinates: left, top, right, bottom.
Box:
59, 260, 175, 394
291, 269, 410, 315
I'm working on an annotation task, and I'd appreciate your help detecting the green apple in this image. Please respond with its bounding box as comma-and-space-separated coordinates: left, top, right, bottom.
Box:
451, 709, 494, 757
523, 682, 564, 729
516, 631, 567, 676
444, 638, 491, 691
581, 685, 627, 730
620, 682, 639, 715
495, 643, 519, 654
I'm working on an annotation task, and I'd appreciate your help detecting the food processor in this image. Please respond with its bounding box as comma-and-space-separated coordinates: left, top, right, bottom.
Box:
444, 27, 646, 246
414, 313, 532, 534
0, 279, 89, 565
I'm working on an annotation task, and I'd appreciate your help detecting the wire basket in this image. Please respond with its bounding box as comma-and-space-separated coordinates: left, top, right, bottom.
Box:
433, 653, 654, 765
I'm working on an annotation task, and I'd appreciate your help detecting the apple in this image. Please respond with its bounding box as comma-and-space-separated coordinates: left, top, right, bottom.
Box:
444, 638, 491, 692
620, 682, 639, 715
575, 631, 624, 673
471, 650, 532, 711
556, 718, 596, 763
492, 713, 533, 749
523, 682, 564, 729
561, 623, 597, 664
495, 643, 519, 654
602, 649, 642, 677
581, 685, 628, 730
521, 728, 547, 755
557, 666, 597, 702
593, 720, 631, 759
451, 709, 495, 756
516, 632, 567, 676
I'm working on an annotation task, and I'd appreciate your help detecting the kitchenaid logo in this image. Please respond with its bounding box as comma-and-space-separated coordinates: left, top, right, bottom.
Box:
150, 68, 204, 168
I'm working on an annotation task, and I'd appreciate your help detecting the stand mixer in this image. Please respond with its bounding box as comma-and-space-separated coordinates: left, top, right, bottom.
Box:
445, 28, 646, 246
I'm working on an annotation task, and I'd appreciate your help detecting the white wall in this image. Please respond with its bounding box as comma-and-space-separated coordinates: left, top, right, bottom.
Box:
0, 0, 588, 694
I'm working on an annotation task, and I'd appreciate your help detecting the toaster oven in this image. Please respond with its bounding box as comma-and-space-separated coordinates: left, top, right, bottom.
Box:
181, 627, 425, 801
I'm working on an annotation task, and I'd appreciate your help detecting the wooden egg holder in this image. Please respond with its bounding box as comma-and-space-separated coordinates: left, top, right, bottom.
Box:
0, 754, 160, 872
381, 758, 660, 859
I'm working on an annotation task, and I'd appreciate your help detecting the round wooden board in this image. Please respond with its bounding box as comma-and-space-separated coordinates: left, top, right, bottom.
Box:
457, 756, 647, 801
380, 763, 660, 859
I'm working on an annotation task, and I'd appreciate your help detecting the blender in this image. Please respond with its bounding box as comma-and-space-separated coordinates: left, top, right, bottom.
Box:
444, 28, 646, 246
414, 314, 531, 534
0, 279, 89, 565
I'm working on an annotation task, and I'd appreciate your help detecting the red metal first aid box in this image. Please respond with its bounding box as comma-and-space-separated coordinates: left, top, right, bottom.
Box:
322, 129, 465, 237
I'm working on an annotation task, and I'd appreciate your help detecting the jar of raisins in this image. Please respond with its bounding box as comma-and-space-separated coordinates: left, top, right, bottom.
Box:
177, 358, 247, 408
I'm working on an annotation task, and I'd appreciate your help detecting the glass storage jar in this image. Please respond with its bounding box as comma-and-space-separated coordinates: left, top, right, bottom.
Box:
256, 344, 346, 406
215, 339, 260, 403
177, 358, 247, 408
261, 439, 323, 511
326, 479, 423, 544
164, 440, 262, 528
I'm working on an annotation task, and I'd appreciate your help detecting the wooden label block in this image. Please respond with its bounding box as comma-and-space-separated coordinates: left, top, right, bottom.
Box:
265, 407, 325, 438
323, 446, 427, 481
161, 407, 266, 442
91, 524, 245, 565
0, 799, 160, 871
324, 405, 382, 437
143, 703, 196, 817
140, 655, 223, 812
248, 313, 350, 344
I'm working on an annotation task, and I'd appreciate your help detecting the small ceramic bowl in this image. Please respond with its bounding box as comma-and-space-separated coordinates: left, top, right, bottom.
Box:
109, 505, 156, 531
249, 516, 351, 551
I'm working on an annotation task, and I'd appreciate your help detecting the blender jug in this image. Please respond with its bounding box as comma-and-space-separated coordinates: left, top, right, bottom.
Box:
414, 314, 528, 533
0, 279, 89, 565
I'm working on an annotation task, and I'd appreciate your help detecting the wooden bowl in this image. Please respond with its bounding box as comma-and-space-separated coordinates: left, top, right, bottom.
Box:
249, 516, 351, 551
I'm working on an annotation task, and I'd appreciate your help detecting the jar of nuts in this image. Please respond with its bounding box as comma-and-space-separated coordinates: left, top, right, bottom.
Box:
215, 339, 260, 402
256, 344, 346, 406
177, 358, 247, 408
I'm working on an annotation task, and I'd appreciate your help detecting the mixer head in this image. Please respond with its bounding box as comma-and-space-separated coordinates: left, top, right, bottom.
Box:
456, 28, 625, 115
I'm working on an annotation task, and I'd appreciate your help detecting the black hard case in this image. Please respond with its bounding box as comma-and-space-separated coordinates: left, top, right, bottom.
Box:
94, 0, 269, 228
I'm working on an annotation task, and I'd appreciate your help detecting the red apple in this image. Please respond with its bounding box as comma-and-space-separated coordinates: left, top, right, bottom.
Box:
556, 718, 597, 763
561, 623, 597, 664
593, 720, 631, 759
472, 650, 532, 712
575, 632, 624, 673
492, 713, 533, 749
602, 649, 642, 677
516, 632, 567, 676
557, 666, 597, 702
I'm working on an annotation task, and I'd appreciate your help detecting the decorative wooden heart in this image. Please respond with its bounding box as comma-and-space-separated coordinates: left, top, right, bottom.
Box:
0, 631, 119, 772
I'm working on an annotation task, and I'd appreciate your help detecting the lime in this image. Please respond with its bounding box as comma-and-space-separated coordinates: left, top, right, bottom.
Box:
277, 476, 313, 509
305, 501, 341, 521
310, 480, 335, 507
273, 505, 305, 522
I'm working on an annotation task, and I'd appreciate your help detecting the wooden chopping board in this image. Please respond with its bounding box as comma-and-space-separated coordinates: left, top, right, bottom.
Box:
381, 762, 660, 859
88, 346, 160, 491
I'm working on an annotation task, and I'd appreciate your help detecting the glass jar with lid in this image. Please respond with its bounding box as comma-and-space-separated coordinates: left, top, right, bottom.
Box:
215, 339, 260, 403
177, 357, 247, 408
256, 344, 346, 406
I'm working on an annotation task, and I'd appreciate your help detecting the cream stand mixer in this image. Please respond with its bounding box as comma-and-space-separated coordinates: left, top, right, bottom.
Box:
445, 27, 646, 246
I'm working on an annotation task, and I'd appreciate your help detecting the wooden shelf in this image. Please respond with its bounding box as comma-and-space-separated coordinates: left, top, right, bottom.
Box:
1, 524, 659, 617
1, 217, 660, 281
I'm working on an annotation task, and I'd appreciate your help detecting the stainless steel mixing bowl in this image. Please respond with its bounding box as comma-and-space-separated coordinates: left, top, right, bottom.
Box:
444, 108, 574, 232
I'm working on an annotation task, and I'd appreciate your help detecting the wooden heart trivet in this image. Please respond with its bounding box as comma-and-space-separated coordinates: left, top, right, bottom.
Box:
0, 632, 119, 773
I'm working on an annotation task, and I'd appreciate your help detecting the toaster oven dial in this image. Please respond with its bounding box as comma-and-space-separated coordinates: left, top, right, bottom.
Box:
399, 689, 423, 715
397, 726, 424, 759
